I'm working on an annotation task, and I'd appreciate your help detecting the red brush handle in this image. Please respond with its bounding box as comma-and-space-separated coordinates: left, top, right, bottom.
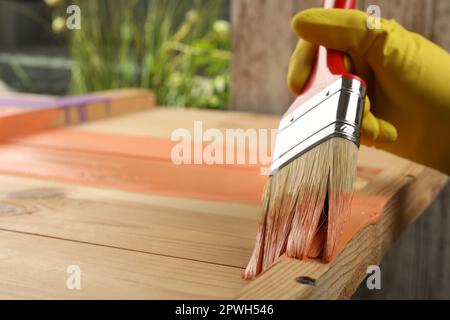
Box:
324, 0, 356, 9
285, 0, 365, 115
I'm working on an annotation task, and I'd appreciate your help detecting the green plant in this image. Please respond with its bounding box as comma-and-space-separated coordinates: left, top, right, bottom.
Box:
48, 0, 230, 109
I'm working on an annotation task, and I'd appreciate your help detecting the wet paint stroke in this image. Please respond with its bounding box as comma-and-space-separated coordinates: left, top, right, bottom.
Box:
0, 128, 390, 262
6, 128, 265, 172
0, 108, 61, 139
306, 195, 388, 260
0, 140, 267, 204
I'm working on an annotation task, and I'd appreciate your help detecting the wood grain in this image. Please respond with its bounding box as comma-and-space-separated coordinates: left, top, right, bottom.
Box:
0, 174, 258, 269
0, 230, 244, 299
0, 144, 396, 273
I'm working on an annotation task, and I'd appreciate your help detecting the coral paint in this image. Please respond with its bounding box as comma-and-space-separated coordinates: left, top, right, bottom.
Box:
306, 195, 388, 259
0, 128, 388, 260
6, 128, 265, 173
0, 130, 267, 204
335, 196, 388, 257
0, 108, 61, 139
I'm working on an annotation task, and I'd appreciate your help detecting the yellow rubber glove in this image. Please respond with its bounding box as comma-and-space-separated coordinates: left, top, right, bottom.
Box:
287, 8, 450, 175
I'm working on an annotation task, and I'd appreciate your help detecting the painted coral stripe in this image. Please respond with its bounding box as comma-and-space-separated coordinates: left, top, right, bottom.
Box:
0, 128, 388, 261
6, 128, 266, 172
0, 143, 267, 204
0, 108, 60, 139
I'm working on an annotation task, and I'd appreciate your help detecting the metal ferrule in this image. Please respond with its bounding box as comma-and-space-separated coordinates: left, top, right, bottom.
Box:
269, 77, 366, 176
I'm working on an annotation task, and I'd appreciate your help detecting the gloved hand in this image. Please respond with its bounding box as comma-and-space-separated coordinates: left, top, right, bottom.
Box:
287, 8, 450, 175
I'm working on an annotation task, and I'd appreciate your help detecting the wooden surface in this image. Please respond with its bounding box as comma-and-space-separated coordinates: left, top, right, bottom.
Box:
0, 107, 447, 299
0, 177, 246, 299
0, 88, 155, 138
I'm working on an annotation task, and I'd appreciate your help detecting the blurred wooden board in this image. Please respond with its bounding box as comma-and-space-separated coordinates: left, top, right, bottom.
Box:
0, 89, 155, 138
0, 107, 447, 299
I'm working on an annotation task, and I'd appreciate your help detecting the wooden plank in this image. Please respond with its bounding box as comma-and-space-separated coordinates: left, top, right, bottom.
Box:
77, 107, 279, 139
0, 174, 258, 269
0, 230, 244, 299
236, 167, 448, 299
0, 144, 445, 299
0, 142, 266, 203
0, 89, 155, 139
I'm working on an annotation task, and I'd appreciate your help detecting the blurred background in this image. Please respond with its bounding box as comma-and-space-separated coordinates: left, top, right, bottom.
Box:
0, 0, 230, 109
0, 0, 449, 299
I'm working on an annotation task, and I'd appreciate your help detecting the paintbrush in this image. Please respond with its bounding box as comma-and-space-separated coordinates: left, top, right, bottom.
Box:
244, 0, 366, 280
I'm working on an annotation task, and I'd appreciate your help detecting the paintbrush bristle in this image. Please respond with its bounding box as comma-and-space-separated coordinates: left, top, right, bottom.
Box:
244, 137, 358, 280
